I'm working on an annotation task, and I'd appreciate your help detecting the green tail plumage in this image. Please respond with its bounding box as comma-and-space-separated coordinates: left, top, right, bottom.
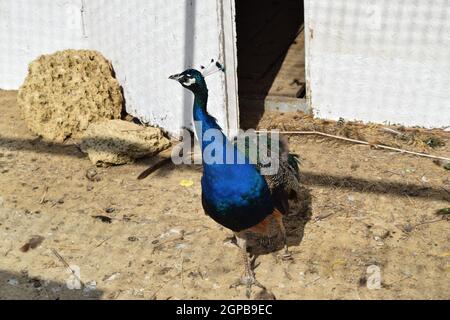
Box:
233, 133, 301, 214
287, 153, 301, 181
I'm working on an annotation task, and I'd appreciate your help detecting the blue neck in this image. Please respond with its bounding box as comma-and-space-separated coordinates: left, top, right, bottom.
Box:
191, 87, 236, 169
192, 88, 223, 145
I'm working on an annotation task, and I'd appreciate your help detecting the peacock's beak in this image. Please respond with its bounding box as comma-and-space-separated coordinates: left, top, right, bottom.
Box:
168, 73, 183, 81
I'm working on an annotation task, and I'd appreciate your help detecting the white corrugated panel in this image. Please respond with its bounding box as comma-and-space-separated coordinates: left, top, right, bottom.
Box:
0, 0, 230, 136
0, 0, 88, 89
306, 0, 450, 128
84, 0, 228, 136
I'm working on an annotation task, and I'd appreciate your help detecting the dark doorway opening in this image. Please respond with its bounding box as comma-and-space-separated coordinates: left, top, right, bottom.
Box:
235, 0, 305, 129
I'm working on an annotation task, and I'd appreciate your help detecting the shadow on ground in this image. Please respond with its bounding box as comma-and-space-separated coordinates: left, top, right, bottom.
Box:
2, 135, 448, 203
245, 185, 312, 257
0, 270, 103, 300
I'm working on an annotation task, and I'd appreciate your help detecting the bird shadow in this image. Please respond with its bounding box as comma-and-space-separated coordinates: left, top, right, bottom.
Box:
246, 185, 312, 257
284, 185, 313, 246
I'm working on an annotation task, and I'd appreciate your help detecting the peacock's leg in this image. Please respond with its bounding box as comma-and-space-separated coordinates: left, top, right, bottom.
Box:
274, 213, 292, 260
230, 232, 266, 298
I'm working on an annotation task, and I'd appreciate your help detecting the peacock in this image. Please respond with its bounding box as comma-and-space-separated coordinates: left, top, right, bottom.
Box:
169, 62, 301, 297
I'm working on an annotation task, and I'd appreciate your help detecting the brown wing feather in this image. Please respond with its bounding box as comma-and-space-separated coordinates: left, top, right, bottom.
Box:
246, 209, 284, 235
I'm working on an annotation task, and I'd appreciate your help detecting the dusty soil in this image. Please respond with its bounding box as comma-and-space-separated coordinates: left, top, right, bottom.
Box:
0, 89, 449, 300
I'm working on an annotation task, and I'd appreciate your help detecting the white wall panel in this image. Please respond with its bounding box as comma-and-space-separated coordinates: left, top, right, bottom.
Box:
4, 0, 448, 130
306, 0, 450, 128
84, 0, 228, 136
0, 0, 88, 89
0, 0, 230, 136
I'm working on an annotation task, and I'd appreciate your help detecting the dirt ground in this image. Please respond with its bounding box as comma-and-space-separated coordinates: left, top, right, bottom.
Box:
0, 89, 449, 300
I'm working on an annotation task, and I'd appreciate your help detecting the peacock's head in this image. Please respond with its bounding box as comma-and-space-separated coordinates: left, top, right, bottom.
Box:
169, 60, 224, 94
168, 69, 206, 94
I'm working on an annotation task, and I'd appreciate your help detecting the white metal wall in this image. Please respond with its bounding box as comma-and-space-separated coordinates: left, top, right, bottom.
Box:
0, 0, 231, 136
84, 0, 228, 136
0, 0, 88, 89
4, 0, 449, 131
306, 0, 450, 128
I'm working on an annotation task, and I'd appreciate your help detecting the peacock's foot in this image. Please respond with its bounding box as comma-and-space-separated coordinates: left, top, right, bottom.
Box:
279, 246, 294, 261
281, 252, 293, 261
230, 270, 266, 298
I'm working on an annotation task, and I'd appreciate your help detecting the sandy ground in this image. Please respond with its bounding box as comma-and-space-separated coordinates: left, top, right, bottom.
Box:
0, 89, 449, 300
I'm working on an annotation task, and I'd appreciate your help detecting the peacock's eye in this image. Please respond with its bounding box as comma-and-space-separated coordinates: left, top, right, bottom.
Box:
182, 76, 196, 86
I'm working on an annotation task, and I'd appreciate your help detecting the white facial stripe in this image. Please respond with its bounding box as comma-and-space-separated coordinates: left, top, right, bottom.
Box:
182, 77, 196, 86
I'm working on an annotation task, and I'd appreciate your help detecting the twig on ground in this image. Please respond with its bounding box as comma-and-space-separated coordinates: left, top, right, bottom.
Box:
4, 242, 12, 257
127, 188, 150, 192
304, 276, 321, 287
95, 236, 113, 248
414, 217, 447, 228
314, 212, 335, 221
51, 248, 85, 288
39, 186, 49, 204
380, 127, 403, 136
386, 274, 414, 286
256, 130, 450, 161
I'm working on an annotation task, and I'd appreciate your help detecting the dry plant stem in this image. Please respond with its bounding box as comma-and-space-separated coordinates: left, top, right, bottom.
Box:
39, 186, 49, 204
51, 248, 85, 287
414, 217, 447, 228
256, 130, 450, 162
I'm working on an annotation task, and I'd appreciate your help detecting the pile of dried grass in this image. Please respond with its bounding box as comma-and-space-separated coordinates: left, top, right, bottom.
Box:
257, 111, 449, 158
